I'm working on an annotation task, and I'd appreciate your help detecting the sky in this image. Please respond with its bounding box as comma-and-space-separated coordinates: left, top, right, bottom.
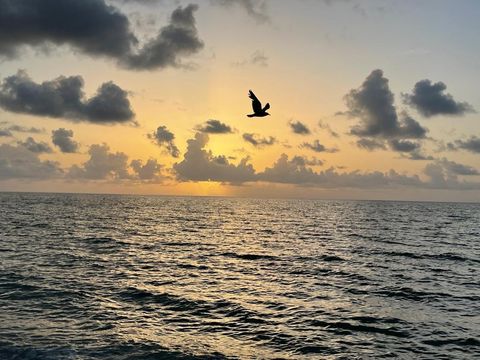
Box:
0, 0, 479, 201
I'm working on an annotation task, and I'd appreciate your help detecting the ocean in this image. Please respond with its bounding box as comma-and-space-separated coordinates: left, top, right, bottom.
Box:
0, 192, 479, 359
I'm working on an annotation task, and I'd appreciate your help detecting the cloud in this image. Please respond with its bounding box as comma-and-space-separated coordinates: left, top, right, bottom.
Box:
211, 0, 269, 23
404, 150, 434, 161
388, 139, 421, 153
0, 123, 44, 134
242, 133, 276, 147
52, 128, 79, 153
173, 132, 256, 183
258, 153, 422, 188
0, 143, 62, 180
291, 155, 324, 167
148, 125, 180, 158
0, 1, 203, 71
345, 70, 427, 140
17, 137, 53, 154
0, 71, 135, 124
356, 138, 387, 151
289, 120, 311, 135
130, 159, 163, 181
67, 143, 163, 182
301, 139, 337, 153
68, 144, 131, 180
436, 158, 479, 176
403, 79, 475, 117
452, 136, 480, 154
318, 120, 339, 138
343, 69, 429, 154
424, 160, 480, 189
123, 4, 204, 70
233, 50, 268, 67
196, 120, 233, 134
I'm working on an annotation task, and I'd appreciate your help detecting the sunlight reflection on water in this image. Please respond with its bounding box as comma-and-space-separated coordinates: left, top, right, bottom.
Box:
0, 193, 479, 359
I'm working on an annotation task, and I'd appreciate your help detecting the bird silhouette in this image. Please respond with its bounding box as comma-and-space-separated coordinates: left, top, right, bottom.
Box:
247, 90, 270, 117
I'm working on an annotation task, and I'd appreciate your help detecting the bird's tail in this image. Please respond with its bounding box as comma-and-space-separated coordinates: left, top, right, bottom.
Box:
247, 114, 255, 117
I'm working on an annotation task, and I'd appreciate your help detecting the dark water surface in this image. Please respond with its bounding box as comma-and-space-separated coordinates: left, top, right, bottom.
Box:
0, 193, 479, 359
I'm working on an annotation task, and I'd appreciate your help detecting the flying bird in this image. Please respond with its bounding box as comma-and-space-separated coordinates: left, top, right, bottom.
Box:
247, 90, 270, 117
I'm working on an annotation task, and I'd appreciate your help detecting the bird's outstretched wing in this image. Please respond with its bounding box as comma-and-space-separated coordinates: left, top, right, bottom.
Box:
262, 103, 270, 112
249, 90, 262, 113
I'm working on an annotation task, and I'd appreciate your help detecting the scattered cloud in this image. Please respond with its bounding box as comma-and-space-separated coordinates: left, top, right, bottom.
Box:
343, 69, 429, 154
130, 159, 163, 181
68, 143, 163, 182
0, 143, 62, 180
148, 125, 180, 158
68, 144, 131, 180
196, 120, 233, 134
301, 139, 337, 153
174, 132, 256, 183
388, 139, 421, 153
52, 128, 79, 153
0, 123, 44, 134
0, 71, 135, 124
404, 150, 434, 161
0, 129, 12, 137
437, 158, 479, 176
403, 79, 475, 117
258, 153, 422, 188
17, 137, 53, 154
451, 136, 480, 154
318, 120, 339, 138
242, 133, 276, 147
233, 50, 268, 67
356, 138, 387, 151
211, 0, 269, 23
289, 120, 311, 135
0, 1, 204, 71
291, 155, 324, 167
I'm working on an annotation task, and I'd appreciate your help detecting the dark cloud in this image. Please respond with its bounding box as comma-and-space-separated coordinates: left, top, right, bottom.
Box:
289, 121, 311, 135
0, 1, 203, 71
52, 128, 79, 153
211, 0, 269, 23
345, 70, 428, 140
148, 125, 180, 158
453, 136, 480, 154
344, 69, 429, 155
404, 150, 434, 161
123, 4, 204, 70
242, 133, 276, 147
17, 137, 53, 154
388, 139, 421, 153
0, 71, 135, 124
301, 140, 337, 153
403, 79, 475, 117
196, 120, 233, 134
356, 138, 387, 151
174, 132, 256, 183
0, 143, 62, 179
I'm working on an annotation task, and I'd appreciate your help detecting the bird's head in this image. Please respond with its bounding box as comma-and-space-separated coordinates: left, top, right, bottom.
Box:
266, 113, 271, 116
